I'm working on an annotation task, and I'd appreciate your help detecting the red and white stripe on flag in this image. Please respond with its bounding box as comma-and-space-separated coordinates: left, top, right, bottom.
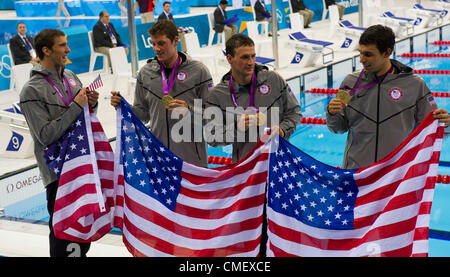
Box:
267, 112, 444, 257
52, 106, 115, 243
113, 103, 270, 257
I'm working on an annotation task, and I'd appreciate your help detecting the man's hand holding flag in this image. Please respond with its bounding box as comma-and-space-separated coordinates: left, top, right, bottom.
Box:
86, 74, 103, 108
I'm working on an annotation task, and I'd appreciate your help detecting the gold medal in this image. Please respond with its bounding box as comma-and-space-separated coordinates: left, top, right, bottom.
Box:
336, 89, 351, 104
256, 112, 267, 126
161, 95, 174, 109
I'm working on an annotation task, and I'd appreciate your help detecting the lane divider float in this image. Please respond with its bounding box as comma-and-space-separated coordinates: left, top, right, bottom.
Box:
414, 69, 450, 74
401, 53, 450, 58
430, 41, 450, 45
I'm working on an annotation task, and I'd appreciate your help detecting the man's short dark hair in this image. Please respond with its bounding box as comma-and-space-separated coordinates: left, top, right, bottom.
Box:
99, 10, 107, 18
163, 1, 171, 6
225, 34, 254, 56
359, 24, 395, 54
148, 19, 178, 41
34, 29, 66, 60
16, 22, 25, 28
220, 0, 228, 5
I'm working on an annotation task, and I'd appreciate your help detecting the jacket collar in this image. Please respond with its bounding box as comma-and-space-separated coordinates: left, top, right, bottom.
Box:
147, 51, 188, 67
362, 59, 413, 82
31, 64, 66, 81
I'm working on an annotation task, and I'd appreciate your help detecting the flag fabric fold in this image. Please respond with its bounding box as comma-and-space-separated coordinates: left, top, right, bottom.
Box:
45, 105, 115, 243
266, 112, 444, 257
113, 98, 270, 257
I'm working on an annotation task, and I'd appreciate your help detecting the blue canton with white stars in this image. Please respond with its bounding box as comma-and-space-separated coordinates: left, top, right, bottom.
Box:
45, 111, 91, 179
119, 99, 183, 211
268, 137, 358, 230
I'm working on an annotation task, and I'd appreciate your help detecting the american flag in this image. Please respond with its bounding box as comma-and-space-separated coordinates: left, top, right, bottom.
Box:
87, 74, 103, 91
266, 112, 444, 257
113, 98, 269, 257
45, 105, 115, 243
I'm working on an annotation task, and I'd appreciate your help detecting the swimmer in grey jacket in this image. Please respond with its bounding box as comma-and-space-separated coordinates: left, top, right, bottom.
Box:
110, 20, 213, 167
326, 25, 449, 169
20, 29, 99, 257
206, 34, 302, 163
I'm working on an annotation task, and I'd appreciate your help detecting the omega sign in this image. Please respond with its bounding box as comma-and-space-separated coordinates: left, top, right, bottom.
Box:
6, 174, 42, 194
0, 167, 45, 207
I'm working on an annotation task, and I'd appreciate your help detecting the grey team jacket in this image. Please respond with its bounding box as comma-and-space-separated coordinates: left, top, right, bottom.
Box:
20, 65, 84, 187
132, 52, 213, 167
326, 59, 438, 169
206, 64, 302, 163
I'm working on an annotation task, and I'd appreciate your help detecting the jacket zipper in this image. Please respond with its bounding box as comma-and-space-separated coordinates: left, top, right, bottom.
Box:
166, 109, 170, 149
374, 83, 381, 163
194, 142, 201, 161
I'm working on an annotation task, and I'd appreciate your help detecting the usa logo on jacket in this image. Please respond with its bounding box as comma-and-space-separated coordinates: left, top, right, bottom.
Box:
258, 84, 271, 95
177, 71, 187, 82
389, 88, 403, 101
68, 78, 77, 88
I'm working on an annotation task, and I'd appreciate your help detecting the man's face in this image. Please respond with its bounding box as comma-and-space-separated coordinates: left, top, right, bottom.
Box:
46, 35, 70, 67
227, 45, 256, 78
17, 23, 27, 36
100, 12, 110, 24
150, 34, 178, 65
358, 44, 391, 74
220, 3, 227, 10
163, 3, 171, 13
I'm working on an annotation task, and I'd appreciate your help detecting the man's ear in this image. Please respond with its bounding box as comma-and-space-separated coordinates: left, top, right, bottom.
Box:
226, 54, 233, 65
42, 46, 51, 57
384, 48, 393, 58
173, 36, 179, 46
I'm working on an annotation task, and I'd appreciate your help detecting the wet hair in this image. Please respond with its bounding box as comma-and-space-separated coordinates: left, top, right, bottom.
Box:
359, 24, 395, 54
148, 19, 178, 42
34, 28, 66, 60
225, 34, 255, 56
